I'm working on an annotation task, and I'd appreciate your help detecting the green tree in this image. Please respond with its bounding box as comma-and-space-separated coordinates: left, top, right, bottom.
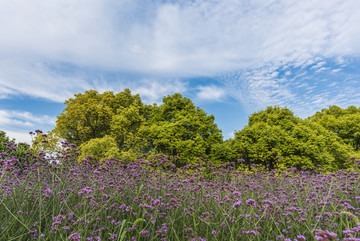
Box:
209, 139, 237, 165
0, 130, 14, 153
31, 130, 63, 156
309, 105, 360, 150
78, 135, 121, 163
54, 90, 115, 145
54, 90, 225, 163
148, 93, 223, 162
54, 89, 146, 151
0, 130, 33, 168
230, 106, 354, 170
110, 104, 148, 152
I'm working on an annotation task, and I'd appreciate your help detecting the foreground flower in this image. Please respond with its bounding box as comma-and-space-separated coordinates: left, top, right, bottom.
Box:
315, 229, 338, 241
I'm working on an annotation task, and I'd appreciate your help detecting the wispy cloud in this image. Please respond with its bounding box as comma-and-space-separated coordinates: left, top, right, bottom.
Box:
1, 1, 358, 74
0, 109, 56, 143
0, 0, 359, 116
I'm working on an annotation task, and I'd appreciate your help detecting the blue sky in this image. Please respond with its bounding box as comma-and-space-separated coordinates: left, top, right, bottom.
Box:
1, 0, 360, 143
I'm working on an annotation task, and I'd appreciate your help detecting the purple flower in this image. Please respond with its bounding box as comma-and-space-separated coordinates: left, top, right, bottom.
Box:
315, 229, 338, 241
246, 199, 256, 207
296, 234, 306, 241
109, 234, 118, 240
140, 230, 151, 238
233, 200, 242, 209
68, 231, 81, 241
44, 188, 53, 195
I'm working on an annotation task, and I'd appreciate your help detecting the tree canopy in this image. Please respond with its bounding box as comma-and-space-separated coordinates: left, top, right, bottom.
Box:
54, 90, 223, 163
309, 105, 360, 150
147, 93, 223, 162
51, 89, 358, 171
228, 106, 355, 170
54, 89, 145, 148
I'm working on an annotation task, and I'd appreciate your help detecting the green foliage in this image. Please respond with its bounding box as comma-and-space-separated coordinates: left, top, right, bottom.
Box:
54, 88, 359, 171
31, 131, 63, 156
209, 139, 237, 164
110, 104, 147, 152
230, 106, 355, 170
248, 105, 300, 128
309, 105, 360, 150
54, 89, 143, 147
54, 89, 149, 162
0, 130, 14, 152
0, 130, 33, 167
78, 135, 121, 163
147, 93, 223, 162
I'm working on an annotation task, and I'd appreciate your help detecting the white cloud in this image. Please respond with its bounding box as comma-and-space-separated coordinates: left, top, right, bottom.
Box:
311, 61, 326, 70
133, 79, 188, 104
1, 130, 33, 144
0, 0, 359, 116
0, 110, 55, 126
196, 85, 225, 101
0, 59, 93, 102
315, 67, 329, 73
226, 131, 235, 140
332, 68, 342, 73
0, 110, 56, 144
0, 0, 358, 76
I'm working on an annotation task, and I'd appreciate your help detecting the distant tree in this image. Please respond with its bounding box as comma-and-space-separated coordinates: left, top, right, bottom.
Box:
55, 90, 225, 164
110, 104, 148, 152
0, 130, 33, 168
54, 89, 146, 151
54, 90, 114, 145
309, 105, 360, 150
230, 106, 354, 170
209, 139, 237, 165
0, 130, 14, 153
148, 93, 223, 162
31, 130, 63, 156
78, 135, 121, 164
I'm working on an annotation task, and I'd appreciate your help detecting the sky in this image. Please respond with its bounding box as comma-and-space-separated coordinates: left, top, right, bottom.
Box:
1, 0, 360, 143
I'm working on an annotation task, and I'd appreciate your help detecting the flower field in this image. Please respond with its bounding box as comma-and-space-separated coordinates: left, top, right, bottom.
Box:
1, 142, 360, 240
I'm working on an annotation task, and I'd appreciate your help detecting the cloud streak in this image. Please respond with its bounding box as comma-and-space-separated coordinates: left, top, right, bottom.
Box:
0, 0, 359, 117
0, 109, 56, 143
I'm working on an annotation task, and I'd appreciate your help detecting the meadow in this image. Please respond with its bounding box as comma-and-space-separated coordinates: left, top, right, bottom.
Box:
1, 141, 360, 240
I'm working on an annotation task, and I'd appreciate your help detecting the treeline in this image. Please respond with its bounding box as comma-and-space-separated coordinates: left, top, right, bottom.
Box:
2, 89, 360, 171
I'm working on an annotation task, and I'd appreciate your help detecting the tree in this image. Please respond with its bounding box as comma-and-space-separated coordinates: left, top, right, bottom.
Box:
229, 106, 354, 170
54, 90, 114, 145
309, 105, 360, 150
148, 93, 223, 162
209, 139, 237, 165
0, 130, 14, 153
54, 89, 146, 149
54, 90, 225, 164
110, 104, 148, 152
0, 130, 33, 168
31, 130, 63, 156
78, 135, 121, 164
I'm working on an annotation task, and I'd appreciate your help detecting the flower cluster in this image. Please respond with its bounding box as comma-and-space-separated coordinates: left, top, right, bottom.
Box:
1, 138, 360, 240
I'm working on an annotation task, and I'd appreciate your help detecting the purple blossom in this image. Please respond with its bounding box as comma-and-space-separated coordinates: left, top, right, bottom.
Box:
233, 200, 242, 209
